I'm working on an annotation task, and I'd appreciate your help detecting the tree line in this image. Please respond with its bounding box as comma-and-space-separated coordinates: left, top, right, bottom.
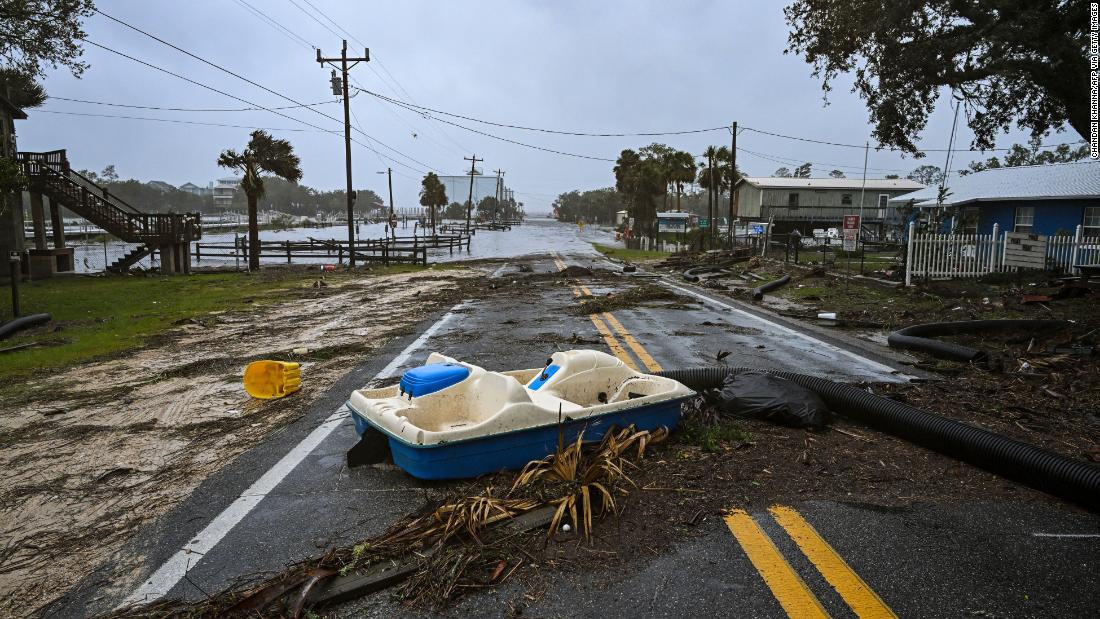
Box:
73, 164, 384, 217
552, 138, 1088, 242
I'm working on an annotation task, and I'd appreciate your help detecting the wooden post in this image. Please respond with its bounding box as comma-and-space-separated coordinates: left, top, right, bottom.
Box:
49, 197, 66, 249
905, 221, 915, 286
988, 223, 999, 273
286, 241, 292, 264
29, 193, 48, 250
1070, 224, 1083, 275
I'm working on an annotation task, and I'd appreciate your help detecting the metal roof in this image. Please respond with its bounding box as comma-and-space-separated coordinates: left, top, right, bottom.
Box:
739, 177, 924, 191
888, 160, 1100, 207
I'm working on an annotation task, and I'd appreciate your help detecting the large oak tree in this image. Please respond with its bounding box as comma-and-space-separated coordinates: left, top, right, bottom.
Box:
0, 0, 94, 80
784, 0, 1090, 154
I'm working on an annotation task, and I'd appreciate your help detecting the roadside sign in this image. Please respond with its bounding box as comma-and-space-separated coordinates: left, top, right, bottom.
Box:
657, 218, 687, 233
1003, 232, 1048, 269
752, 225, 765, 234
657, 211, 690, 233
842, 215, 860, 252
698, 217, 710, 230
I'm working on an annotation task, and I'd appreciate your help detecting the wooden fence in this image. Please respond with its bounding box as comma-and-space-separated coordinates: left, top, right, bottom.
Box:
905, 223, 1100, 285
194, 233, 471, 267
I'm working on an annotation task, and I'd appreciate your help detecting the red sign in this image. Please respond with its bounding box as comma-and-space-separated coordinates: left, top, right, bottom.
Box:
843, 215, 860, 230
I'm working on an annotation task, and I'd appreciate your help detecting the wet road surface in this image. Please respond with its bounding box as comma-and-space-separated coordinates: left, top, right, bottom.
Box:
50, 220, 1100, 617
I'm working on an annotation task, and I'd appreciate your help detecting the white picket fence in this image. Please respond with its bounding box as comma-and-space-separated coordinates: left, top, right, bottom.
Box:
905, 223, 1100, 285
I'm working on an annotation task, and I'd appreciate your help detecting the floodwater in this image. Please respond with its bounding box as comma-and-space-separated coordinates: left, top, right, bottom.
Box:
68, 218, 619, 272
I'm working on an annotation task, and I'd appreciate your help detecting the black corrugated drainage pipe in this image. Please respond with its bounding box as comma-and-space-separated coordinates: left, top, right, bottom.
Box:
683, 266, 730, 282
657, 367, 1100, 511
752, 274, 791, 301
887, 319, 1071, 362
0, 313, 51, 341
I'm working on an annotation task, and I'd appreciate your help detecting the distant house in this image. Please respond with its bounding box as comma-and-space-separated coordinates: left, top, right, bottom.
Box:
889, 160, 1100, 237
146, 180, 176, 193
213, 177, 241, 209
732, 177, 924, 238
179, 182, 213, 197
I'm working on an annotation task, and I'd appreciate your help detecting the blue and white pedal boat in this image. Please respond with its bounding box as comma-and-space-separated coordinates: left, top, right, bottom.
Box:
346, 349, 694, 480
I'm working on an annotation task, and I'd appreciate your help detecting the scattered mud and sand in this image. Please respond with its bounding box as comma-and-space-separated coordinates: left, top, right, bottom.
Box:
0, 267, 480, 617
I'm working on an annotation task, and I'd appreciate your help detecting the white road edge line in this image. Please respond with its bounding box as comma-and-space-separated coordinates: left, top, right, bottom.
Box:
120, 301, 468, 607
1031, 533, 1100, 538
662, 281, 909, 379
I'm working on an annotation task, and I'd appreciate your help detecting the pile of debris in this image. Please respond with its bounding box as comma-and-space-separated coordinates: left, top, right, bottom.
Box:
112, 427, 668, 617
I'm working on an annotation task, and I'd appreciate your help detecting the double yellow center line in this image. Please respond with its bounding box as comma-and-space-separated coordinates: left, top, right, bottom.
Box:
553, 254, 662, 373
724, 506, 897, 618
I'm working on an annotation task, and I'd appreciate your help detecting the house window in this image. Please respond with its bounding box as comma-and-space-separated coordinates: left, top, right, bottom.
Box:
787, 193, 799, 208
959, 207, 979, 234
1084, 207, 1100, 237
841, 194, 852, 205
878, 194, 889, 209
1014, 206, 1035, 233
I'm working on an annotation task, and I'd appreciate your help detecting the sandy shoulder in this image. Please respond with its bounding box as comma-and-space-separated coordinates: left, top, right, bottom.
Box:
0, 267, 480, 616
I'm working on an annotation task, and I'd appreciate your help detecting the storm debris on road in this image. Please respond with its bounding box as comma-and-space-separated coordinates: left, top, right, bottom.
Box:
111, 426, 667, 616
570, 284, 693, 315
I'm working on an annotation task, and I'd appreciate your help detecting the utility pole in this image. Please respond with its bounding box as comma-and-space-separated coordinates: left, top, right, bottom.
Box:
317, 40, 369, 266
494, 169, 504, 223
708, 151, 716, 250
464, 155, 482, 233
386, 167, 394, 217
729, 122, 737, 249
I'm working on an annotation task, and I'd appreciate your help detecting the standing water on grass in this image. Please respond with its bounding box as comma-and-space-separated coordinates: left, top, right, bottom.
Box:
68, 218, 621, 273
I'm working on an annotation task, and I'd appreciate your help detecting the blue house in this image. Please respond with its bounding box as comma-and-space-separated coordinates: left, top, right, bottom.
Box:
889, 160, 1100, 238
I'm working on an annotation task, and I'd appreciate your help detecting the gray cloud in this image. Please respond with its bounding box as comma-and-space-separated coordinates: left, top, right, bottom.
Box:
19, 0, 1081, 215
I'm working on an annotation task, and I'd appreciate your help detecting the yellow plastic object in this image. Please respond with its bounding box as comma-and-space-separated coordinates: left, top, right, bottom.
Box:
243, 360, 301, 399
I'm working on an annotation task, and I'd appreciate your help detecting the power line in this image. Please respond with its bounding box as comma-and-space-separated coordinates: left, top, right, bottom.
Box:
738, 145, 909, 174
285, 0, 471, 152
284, 0, 342, 40
36, 108, 328, 131
83, 38, 428, 175
47, 95, 338, 112
222, 0, 467, 162
738, 147, 906, 178
740, 125, 1081, 153
234, 0, 471, 156
92, 8, 443, 174
231, 0, 313, 50
298, 0, 366, 48
400, 104, 618, 162
365, 87, 1084, 154
363, 88, 729, 138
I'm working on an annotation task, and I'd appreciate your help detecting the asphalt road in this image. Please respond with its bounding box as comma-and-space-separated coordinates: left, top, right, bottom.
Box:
50, 221, 1100, 618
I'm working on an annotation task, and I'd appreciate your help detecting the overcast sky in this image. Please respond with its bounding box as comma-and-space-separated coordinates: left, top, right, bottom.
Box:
19, 0, 1084, 215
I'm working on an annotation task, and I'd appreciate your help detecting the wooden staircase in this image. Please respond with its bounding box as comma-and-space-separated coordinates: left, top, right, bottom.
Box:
17, 150, 201, 272
110, 246, 154, 273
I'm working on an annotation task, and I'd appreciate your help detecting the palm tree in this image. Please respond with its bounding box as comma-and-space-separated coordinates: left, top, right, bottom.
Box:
217, 130, 302, 271
419, 172, 447, 231
668, 150, 696, 212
